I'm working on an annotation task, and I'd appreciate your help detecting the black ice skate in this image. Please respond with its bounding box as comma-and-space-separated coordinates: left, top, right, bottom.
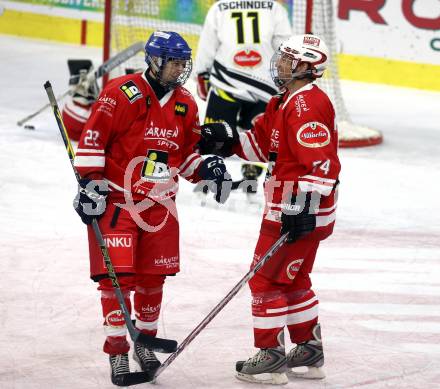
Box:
133, 342, 161, 374
109, 353, 130, 386
109, 353, 154, 387
286, 323, 325, 379
235, 347, 288, 385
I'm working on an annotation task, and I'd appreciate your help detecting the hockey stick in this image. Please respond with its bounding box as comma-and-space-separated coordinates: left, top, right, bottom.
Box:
151, 232, 289, 381
43, 81, 177, 356
18, 41, 144, 127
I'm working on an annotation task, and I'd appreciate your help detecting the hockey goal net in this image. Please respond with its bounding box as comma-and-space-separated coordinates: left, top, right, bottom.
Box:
104, 0, 383, 148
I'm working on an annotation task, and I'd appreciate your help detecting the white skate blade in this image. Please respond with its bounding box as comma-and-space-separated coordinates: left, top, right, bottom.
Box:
236, 371, 288, 385
288, 366, 325, 379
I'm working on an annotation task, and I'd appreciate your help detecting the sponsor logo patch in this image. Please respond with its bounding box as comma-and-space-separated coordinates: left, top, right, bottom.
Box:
97, 94, 116, 117
102, 233, 134, 269
140, 303, 161, 314
98, 95, 116, 106
270, 128, 280, 149
105, 309, 124, 327
286, 259, 304, 280
142, 149, 170, 182
252, 296, 263, 306
154, 255, 179, 269
297, 122, 330, 148
303, 36, 320, 47
104, 235, 132, 248
295, 94, 309, 117
120, 80, 143, 103
144, 124, 179, 139
175, 102, 188, 116
233, 49, 262, 67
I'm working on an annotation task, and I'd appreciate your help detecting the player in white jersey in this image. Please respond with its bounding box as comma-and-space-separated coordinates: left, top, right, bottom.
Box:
195, 0, 291, 104
194, 0, 291, 199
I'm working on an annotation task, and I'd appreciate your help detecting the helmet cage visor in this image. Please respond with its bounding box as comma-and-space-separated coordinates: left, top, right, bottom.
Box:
270, 50, 301, 88
146, 54, 192, 89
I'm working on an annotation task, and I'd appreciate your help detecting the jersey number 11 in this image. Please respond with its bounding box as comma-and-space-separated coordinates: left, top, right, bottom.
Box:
231, 12, 261, 44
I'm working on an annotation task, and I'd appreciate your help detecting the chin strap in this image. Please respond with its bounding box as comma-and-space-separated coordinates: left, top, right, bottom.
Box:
291, 62, 316, 80
146, 55, 163, 81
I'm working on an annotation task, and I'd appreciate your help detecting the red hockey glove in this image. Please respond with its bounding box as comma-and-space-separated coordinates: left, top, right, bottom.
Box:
196, 72, 210, 101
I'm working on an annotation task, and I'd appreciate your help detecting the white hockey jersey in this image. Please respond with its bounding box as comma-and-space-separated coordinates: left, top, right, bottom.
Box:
194, 0, 292, 103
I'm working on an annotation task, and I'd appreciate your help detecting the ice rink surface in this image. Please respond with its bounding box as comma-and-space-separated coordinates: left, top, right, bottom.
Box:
0, 36, 439, 388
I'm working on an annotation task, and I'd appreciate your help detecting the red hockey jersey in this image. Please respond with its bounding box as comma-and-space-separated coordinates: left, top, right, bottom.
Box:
234, 83, 341, 240
73, 72, 203, 200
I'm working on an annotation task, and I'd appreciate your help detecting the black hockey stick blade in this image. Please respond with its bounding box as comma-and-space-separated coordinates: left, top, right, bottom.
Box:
135, 332, 177, 353
130, 319, 177, 353
112, 371, 156, 387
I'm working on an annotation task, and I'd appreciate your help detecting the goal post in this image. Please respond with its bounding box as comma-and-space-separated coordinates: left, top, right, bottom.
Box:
103, 0, 382, 148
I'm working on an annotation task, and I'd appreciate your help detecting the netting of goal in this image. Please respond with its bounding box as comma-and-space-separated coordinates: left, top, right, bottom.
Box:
104, 0, 382, 147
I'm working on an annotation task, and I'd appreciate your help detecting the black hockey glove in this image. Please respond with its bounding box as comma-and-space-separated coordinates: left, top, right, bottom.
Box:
198, 156, 232, 204
198, 121, 239, 157
73, 178, 109, 225
280, 193, 316, 243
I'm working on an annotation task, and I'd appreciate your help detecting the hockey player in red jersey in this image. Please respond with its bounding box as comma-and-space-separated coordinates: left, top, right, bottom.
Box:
72, 31, 231, 385
198, 34, 341, 385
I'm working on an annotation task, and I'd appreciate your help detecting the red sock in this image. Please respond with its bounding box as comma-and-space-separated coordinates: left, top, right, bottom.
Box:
98, 277, 133, 354
134, 274, 165, 336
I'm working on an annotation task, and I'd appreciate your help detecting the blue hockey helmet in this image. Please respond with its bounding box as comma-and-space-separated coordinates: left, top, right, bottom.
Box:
145, 31, 192, 89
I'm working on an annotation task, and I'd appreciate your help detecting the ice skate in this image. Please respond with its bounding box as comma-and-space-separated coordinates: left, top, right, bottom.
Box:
286, 323, 325, 379
235, 348, 288, 385
109, 352, 157, 386
109, 353, 130, 386
133, 343, 161, 374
